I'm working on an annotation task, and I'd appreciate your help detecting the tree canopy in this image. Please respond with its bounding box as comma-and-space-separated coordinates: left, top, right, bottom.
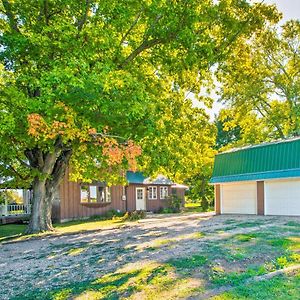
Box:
216, 19, 300, 146
0, 0, 280, 232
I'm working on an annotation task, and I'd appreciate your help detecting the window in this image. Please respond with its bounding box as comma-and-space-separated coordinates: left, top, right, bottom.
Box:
105, 187, 112, 203
160, 186, 168, 199
80, 185, 112, 203
80, 186, 89, 203
90, 186, 98, 202
148, 186, 157, 200
136, 188, 144, 200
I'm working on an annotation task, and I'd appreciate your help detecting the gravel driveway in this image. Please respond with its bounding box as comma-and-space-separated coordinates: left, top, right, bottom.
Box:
0, 213, 299, 299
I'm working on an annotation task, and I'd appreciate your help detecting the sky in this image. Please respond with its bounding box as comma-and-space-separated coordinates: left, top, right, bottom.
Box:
264, 0, 300, 23
195, 0, 300, 120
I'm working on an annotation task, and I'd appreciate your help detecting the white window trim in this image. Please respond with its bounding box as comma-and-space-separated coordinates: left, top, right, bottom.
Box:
160, 186, 168, 200
105, 186, 112, 203
80, 185, 112, 203
148, 186, 157, 200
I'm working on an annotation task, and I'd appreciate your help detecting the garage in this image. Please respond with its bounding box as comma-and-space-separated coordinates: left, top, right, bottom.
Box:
211, 137, 300, 216
221, 182, 257, 214
265, 179, 300, 216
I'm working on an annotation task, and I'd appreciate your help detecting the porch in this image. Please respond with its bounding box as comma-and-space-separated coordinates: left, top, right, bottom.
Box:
0, 204, 31, 224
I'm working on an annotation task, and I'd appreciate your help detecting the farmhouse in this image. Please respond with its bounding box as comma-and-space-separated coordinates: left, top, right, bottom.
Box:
52, 171, 187, 222
211, 137, 300, 216
1, 170, 187, 224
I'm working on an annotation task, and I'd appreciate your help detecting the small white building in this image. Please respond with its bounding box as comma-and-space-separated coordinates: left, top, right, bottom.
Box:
211, 137, 300, 216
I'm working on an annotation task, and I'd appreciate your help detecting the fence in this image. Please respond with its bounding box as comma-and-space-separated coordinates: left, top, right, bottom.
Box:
0, 204, 31, 216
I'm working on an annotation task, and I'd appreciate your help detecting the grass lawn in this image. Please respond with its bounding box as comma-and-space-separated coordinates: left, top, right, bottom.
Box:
183, 202, 214, 213
0, 223, 27, 240
0, 218, 124, 243
214, 272, 300, 299
0, 215, 299, 299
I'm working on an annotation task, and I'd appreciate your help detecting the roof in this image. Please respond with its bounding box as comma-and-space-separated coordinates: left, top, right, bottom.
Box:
126, 171, 146, 184
126, 171, 173, 185
171, 183, 189, 189
211, 137, 300, 183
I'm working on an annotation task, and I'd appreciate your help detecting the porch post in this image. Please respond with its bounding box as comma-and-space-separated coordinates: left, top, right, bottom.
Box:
257, 181, 265, 215
215, 184, 221, 215
4, 197, 8, 216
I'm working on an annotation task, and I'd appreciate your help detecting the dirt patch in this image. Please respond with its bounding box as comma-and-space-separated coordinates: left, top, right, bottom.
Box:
0, 214, 299, 299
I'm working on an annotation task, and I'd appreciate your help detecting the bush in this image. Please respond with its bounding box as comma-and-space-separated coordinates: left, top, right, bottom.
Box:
155, 207, 170, 214
167, 194, 182, 213
104, 209, 124, 219
155, 196, 182, 214
121, 210, 146, 221
89, 209, 125, 221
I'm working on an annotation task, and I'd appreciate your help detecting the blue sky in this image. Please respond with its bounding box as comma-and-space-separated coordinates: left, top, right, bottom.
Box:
264, 0, 300, 22
199, 0, 300, 119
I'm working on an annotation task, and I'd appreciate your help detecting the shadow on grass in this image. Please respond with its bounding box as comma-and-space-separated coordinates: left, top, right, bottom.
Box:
167, 254, 207, 271
0, 223, 27, 243
0, 218, 125, 244
15, 263, 200, 300
4, 218, 300, 300
214, 273, 300, 300
15, 269, 141, 300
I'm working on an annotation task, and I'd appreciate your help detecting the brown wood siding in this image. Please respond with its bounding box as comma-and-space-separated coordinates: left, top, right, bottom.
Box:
126, 184, 172, 212
126, 184, 139, 211
147, 185, 171, 212
257, 181, 265, 215
215, 184, 221, 215
58, 172, 126, 222
58, 171, 176, 221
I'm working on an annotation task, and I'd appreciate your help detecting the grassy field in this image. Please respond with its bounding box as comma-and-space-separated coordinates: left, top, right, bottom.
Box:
0, 223, 27, 241
0, 208, 206, 242
0, 215, 299, 299
184, 202, 214, 213
0, 218, 124, 243
214, 272, 300, 299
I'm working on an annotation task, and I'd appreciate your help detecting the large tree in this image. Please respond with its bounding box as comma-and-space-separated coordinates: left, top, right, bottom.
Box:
216, 20, 300, 145
0, 0, 279, 232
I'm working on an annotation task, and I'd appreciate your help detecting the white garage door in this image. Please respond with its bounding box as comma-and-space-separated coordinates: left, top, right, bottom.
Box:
221, 182, 257, 214
265, 179, 300, 216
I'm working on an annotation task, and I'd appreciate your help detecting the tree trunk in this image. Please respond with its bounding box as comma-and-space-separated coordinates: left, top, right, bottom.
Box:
26, 178, 55, 233
25, 145, 72, 234
200, 178, 209, 211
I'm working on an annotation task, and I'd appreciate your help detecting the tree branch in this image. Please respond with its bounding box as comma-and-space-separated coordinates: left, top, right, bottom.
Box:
77, 0, 90, 32
48, 149, 72, 189
119, 9, 144, 47
16, 158, 31, 169
8, 164, 29, 181
25, 150, 37, 168
2, 0, 20, 33
118, 38, 163, 69
43, 0, 49, 25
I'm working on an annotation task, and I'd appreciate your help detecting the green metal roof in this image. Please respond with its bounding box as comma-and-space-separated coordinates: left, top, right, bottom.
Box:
211, 137, 300, 183
126, 171, 146, 184
126, 171, 173, 185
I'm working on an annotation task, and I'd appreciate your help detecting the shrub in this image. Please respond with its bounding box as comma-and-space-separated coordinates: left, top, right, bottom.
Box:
121, 210, 146, 221
104, 209, 124, 219
275, 256, 289, 269
155, 207, 172, 214
166, 194, 182, 213
89, 209, 125, 221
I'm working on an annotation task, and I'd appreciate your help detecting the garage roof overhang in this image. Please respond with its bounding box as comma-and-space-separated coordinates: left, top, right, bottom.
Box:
211, 137, 300, 184
211, 168, 300, 183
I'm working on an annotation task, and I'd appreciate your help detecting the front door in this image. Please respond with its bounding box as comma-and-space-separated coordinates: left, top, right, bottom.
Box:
136, 187, 146, 210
